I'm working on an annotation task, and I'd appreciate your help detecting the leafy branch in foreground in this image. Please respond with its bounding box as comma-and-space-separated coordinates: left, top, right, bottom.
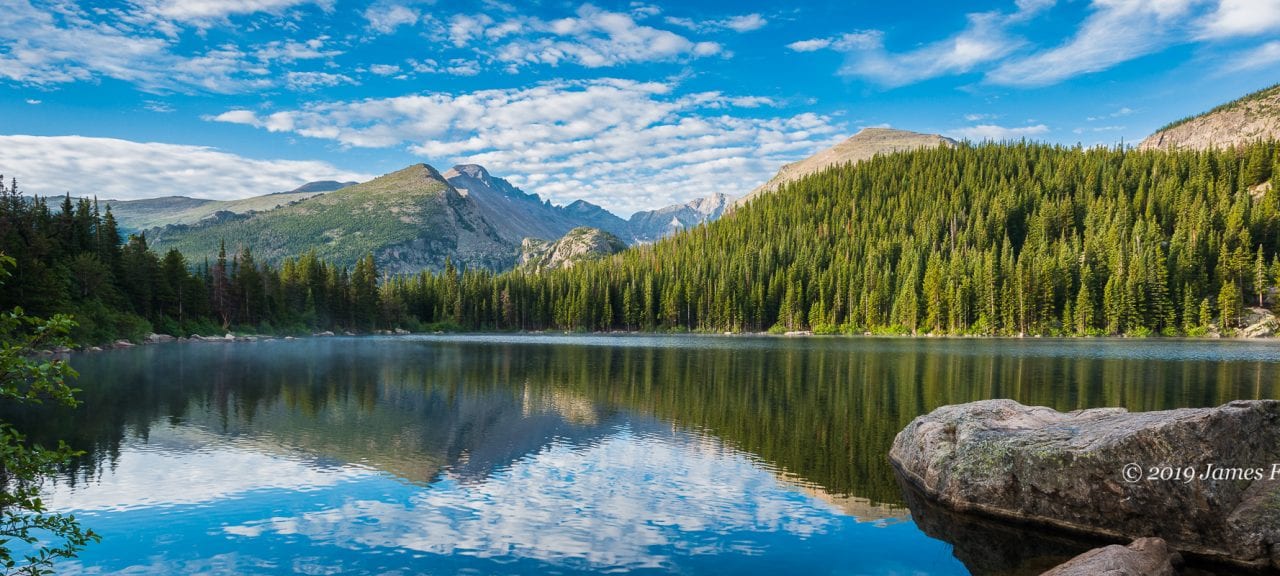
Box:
0, 254, 98, 575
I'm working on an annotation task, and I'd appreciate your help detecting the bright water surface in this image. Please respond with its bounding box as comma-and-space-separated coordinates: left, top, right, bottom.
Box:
13, 335, 1280, 575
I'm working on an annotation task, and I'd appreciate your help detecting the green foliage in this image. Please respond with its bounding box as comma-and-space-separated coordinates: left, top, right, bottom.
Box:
5, 140, 1280, 340
149, 165, 511, 272
0, 254, 99, 575
376, 141, 1280, 336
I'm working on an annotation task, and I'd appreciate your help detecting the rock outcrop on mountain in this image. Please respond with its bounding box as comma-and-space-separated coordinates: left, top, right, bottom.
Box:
628, 193, 728, 243
518, 227, 627, 272
734, 127, 955, 209
1139, 83, 1280, 150
443, 164, 589, 244
890, 399, 1280, 570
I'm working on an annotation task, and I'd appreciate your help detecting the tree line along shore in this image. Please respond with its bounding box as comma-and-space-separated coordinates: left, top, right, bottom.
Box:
4, 141, 1280, 344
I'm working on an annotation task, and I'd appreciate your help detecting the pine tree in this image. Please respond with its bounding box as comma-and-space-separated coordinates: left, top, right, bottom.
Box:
1254, 245, 1267, 308
1219, 280, 1242, 331
211, 240, 231, 329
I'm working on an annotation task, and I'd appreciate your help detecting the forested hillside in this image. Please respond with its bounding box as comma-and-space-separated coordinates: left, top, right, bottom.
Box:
0, 182, 392, 342
404, 141, 1280, 336
4, 140, 1280, 343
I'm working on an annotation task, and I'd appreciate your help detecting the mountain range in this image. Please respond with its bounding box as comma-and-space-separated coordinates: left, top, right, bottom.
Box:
131, 99, 1278, 275
112, 126, 954, 274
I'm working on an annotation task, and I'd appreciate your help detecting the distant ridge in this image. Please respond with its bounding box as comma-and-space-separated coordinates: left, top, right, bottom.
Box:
278, 180, 358, 194
628, 193, 729, 242
734, 127, 955, 208
442, 164, 628, 243
1139, 84, 1280, 151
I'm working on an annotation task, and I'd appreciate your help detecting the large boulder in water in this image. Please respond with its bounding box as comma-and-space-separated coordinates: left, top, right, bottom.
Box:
889, 399, 1280, 570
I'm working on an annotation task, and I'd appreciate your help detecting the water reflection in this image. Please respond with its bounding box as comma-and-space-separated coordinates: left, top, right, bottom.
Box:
9, 335, 1280, 575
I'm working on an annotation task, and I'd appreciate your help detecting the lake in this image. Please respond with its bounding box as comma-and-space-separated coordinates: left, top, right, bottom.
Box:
12, 335, 1280, 575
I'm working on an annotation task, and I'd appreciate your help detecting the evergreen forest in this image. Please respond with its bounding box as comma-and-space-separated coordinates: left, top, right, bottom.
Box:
5, 140, 1280, 343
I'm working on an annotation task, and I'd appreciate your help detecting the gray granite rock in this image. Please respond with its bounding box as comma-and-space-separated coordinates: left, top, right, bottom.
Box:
890, 399, 1280, 569
1041, 538, 1179, 576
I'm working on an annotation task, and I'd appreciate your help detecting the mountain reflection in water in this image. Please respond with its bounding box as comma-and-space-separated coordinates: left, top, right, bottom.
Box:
8, 335, 1279, 575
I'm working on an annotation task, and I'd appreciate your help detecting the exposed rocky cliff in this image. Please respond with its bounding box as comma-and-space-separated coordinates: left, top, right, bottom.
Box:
519, 227, 627, 272
1139, 83, 1280, 151
890, 399, 1280, 570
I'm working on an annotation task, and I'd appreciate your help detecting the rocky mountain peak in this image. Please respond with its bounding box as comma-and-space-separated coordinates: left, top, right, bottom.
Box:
1139, 83, 1280, 151
448, 164, 493, 182
378, 162, 446, 184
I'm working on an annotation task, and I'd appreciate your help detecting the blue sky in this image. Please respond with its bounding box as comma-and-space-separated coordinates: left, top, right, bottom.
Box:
2, 0, 1279, 217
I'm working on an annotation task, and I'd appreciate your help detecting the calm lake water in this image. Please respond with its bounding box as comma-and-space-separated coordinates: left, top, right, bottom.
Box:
12, 335, 1280, 575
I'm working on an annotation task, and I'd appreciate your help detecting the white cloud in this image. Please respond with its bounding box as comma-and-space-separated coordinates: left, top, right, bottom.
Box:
284, 71, 354, 91
254, 36, 342, 64
986, 0, 1197, 87
404, 58, 482, 76
1200, 0, 1280, 38
210, 79, 845, 216
0, 135, 372, 200
787, 38, 832, 52
789, 9, 1025, 87
369, 64, 402, 76
949, 123, 1049, 140
1086, 106, 1133, 121
1230, 40, 1280, 71
629, 3, 662, 18
128, 0, 327, 25
25, 98, 40, 104
446, 59, 482, 76
0, 1, 344, 94
144, 100, 176, 113
786, 0, 1057, 85
724, 14, 767, 32
789, 32, 882, 54
447, 13, 498, 47
839, 13, 1022, 86
666, 13, 767, 33
794, 0, 1278, 88
364, 1, 421, 34
442, 5, 722, 71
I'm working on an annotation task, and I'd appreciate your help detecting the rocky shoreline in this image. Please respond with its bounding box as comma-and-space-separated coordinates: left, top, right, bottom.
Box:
890, 399, 1280, 573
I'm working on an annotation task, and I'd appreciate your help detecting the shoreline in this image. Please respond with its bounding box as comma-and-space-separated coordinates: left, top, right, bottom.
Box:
56, 326, 1280, 355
